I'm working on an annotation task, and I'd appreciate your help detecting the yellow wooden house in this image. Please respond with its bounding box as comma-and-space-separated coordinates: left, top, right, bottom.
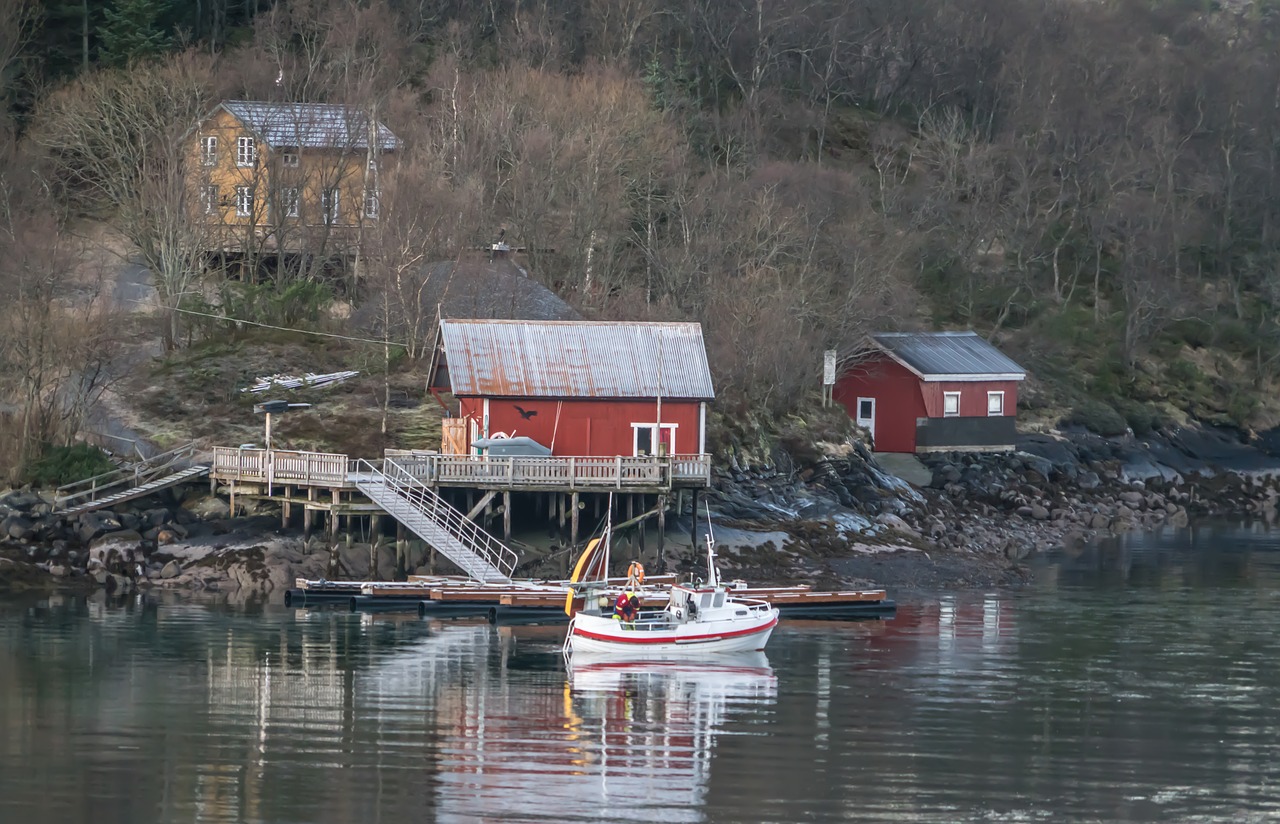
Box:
188, 101, 399, 259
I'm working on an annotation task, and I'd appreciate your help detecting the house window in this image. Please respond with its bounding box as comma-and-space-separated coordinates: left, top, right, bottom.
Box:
322, 188, 340, 225
236, 136, 256, 166
235, 186, 254, 217
363, 188, 379, 219
281, 151, 299, 168
280, 187, 299, 218
201, 185, 218, 215
200, 136, 217, 166
943, 391, 961, 417
632, 423, 677, 456
987, 391, 1005, 416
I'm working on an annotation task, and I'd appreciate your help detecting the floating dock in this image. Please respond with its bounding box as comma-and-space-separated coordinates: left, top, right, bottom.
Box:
284, 575, 897, 623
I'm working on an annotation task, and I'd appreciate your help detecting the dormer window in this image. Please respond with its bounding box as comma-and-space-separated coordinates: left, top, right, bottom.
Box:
282, 151, 299, 168
200, 136, 217, 166
237, 136, 256, 167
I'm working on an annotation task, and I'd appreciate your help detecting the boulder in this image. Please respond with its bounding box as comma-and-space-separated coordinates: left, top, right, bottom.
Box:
159, 560, 181, 579
182, 495, 231, 520
77, 512, 122, 544
89, 529, 143, 551
3, 515, 34, 541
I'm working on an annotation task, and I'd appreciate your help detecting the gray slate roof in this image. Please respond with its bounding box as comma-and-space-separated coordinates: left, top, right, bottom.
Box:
221, 101, 399, 150
440, 320, 715, 399
870, 331, 1026, 379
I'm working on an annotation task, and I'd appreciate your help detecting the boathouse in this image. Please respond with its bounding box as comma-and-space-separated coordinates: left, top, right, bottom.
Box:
834, 331, 1026, 454
429, 319, 714, 458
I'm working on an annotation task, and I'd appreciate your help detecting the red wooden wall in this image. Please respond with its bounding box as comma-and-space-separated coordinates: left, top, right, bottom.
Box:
456, 397, 703, 457
833, 355, 1021, 453
833, 356, 924, 453
919, 380, 1020, 417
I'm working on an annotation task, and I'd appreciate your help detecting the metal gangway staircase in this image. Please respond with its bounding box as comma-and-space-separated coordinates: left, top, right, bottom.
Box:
55, 441, 210, 516
352, 458, 517, 584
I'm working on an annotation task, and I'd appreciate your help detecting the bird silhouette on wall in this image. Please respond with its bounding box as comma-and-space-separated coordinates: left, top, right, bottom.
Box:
514, 405, 538, 420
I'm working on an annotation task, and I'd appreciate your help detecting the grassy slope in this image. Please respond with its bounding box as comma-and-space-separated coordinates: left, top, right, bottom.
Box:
127, 330, 443, 456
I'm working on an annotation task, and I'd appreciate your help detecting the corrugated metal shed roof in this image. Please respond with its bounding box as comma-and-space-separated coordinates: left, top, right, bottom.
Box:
221, 101, 399, 150
870, 331, 1026, 379
440, 320, 715, 399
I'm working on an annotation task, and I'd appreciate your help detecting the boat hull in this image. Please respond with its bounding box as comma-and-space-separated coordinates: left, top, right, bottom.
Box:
568, 610, 779, 656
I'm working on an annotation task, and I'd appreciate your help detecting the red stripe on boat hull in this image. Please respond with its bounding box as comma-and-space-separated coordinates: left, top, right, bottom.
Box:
571, 616, 778, 646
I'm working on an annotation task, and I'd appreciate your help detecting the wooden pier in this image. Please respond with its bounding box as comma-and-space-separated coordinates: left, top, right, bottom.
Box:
208, 446, 713, 571
284, 575, 898, 623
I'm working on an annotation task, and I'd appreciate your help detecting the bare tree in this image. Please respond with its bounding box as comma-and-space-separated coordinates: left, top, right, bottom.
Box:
30, 51, 219, 349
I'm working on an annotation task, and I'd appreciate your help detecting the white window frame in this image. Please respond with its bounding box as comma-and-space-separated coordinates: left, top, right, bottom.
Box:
631, 422, 677, 456
235, 185, 254, 218
281, 151, 300, 168
987, 391, 1005, 417
943, 391, 961, 417
236, 136, 256, 167
200, 135, 217, 166
322, 188, 340, 225
201, 185, 218, 215
363, 188, 380, 219
281, 187, 300, 218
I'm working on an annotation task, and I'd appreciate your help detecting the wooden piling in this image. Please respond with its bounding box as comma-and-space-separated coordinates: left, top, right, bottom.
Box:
570, 491, 580, 551
657, 494, 666, 568
282, 485, 292, 528
503, 491, 512, 541
558, 493, 567, 546
689, 489, 699, 543
396, 521, 407, 578
638, 495, 646, 557
626, 494, 635, 556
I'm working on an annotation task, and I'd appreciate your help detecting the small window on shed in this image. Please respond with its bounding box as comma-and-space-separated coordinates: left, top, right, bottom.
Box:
987, 391, 1005, 416
943, 391, 961, 417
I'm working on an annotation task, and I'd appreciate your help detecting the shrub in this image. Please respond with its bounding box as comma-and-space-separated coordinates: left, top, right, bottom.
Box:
23, 444, 116, 487
1112, 397, 1163, 436
1063, 400, 1128, 436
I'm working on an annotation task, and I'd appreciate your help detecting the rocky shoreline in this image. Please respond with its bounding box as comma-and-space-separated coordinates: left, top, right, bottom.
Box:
3, 425, 1280, 599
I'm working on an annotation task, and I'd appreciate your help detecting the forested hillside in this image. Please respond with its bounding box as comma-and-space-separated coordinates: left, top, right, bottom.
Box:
3, 0, 1280, 479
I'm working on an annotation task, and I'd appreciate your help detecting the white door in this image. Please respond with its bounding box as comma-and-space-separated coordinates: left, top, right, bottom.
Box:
856, 397, 875, 440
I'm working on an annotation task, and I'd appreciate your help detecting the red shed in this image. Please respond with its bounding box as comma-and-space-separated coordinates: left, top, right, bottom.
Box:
834, 332, 1026, 454
429, 319, 714, 457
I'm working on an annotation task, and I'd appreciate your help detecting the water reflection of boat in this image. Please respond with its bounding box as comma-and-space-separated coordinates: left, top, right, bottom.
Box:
568, 652, 777, 696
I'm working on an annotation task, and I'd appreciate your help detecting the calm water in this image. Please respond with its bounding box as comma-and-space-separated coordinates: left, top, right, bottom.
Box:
4, 523, 1280, 823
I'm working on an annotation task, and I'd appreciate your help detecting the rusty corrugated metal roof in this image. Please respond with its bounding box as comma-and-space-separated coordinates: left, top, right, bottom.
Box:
440, 320, 715, 399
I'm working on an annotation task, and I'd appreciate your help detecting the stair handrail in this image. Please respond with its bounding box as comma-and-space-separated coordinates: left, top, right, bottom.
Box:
353, 458, 517, 582
55, 441, 201, 507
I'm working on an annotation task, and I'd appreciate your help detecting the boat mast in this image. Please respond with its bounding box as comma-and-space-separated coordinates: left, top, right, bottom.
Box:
602, 491, 613, 583
704, 505, 719, 588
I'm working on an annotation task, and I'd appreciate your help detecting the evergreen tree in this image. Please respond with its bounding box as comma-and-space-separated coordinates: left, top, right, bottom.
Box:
99, 0, 172, 67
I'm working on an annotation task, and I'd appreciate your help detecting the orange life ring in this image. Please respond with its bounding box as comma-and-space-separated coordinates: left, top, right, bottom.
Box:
626, 562, 645, 586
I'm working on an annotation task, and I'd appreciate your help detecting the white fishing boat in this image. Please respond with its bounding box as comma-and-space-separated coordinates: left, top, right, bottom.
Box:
563, 515, 779, 657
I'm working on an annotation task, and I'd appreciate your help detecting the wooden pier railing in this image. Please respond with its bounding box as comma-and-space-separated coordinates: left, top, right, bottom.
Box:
399, 453, 712, 489
212, 447, 712, 491
212, 447, 358, 488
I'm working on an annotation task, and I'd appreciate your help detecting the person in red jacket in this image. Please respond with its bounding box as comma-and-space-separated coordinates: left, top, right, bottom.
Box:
614, 591, 638, 624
